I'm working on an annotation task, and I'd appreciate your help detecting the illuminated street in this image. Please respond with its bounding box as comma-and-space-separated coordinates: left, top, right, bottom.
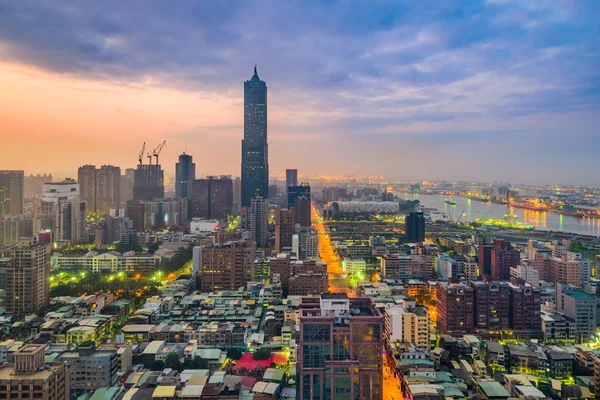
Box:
383, 354, 403, 400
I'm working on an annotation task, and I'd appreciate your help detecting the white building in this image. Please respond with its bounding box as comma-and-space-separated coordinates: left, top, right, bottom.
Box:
42, 180, 85, 244
51, 251, 160, 273
510, 264, 540, 287
190, 219, 219, 235
343, 258, 366, 276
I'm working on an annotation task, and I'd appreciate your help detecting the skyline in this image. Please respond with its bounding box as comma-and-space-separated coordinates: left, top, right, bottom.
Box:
1, 1, 599, 185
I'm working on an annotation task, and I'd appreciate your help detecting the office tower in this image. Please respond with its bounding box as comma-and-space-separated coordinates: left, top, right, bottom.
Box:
509, 283, 541, 331
78, 165, 96, 211
233, 177, 241, 211
436, 282, 474, 334
269, 184, 278, 200
556, 284, 597, 342
0, 344, 69, 400
175, 152, 196, 199
42, 180, 86, 243
1, 238, 51, 314
191, 176, 234, 220
298, 294, 383, 400
0, 170, 24, 216
198, 240, 255, 291
478, 244, 493, 277
288, 184, 311, 227
275, 208, 294, 252
491, 239, 520, 281
24, 174, 52, 199
270, 254, 327, 294
250, 196, 268, 248
78, 165, 121, 212
120, 168, 135, 203
241, 65, 269, 207
405, 211, 425, 242
0, 214, 33, 245
471, 281, 511, 330
133, 164, 164, 201
96, 165, 121, 212
286, 169, 298, 189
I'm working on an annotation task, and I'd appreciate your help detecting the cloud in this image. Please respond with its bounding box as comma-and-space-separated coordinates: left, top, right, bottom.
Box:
0, 0, 598, 184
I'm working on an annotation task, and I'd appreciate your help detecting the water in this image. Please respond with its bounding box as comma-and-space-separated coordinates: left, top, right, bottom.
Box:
397, 193, 600, 237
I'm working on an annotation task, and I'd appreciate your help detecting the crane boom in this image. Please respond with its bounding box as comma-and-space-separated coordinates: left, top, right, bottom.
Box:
138, 142, 146, 165
456, 211, 465, 224
146, 151, 153, 165
153, 140, 167, 165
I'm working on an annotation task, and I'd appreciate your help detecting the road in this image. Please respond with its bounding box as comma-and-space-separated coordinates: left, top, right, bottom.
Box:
312, 207, 351, 294
383, 354, 403, 400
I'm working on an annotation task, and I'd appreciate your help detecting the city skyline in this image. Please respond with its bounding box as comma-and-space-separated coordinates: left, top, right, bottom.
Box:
1, 1, 599, 185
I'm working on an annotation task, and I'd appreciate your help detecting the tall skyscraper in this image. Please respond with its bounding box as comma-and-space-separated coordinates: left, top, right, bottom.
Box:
0, 237, 51, 314
275, 207, 294, 252
436, 282, 474, 334
0, 170, 24, 216
42, 179, 86, 244
175, 153, 196, 199
298, 294, 383, 400
288, 184, 311, 227
78, 165, 96, 211
78, 165, 121, 212
491, 239, 520, 281
250, 196, 268, 248
120, 168, 135, 203
405, 212, 425, 242
191, 176, 233, 220
241, 65, 268, 207
133, 162, 164, 201
286, 169, 298, 189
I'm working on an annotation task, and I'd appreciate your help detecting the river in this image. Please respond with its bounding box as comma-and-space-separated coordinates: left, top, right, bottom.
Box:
396, 193, 600, 237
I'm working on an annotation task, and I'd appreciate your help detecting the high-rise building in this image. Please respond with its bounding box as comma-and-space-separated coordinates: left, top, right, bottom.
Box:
133, 164, 164, 201
0, 170, 24, 216
233, 177, 241, 212
509, 283, 541, 331
191, 176, 233, 220
293, 227, 319, 259
0, 344, 69, 400
471, 281, 511, 330
125, 200, 145, 232
286, 169, 298, 189
0, 214, 33, 245
175, 153, 196, 199
96, 165, 121, 212
298, 293, 383, 400
478, 244, 493, 277
436, 282, 474, 334
405, 212, 425, 242
42, 180, 85, 244
24, 174, 52, 199
241, 66, 269, 207
556, 284, 597, 342
120, 168, 135, 203
381, 254, 412, 279
0, 237, 51, 314
78, 165, 121, 212
288, 184, 311, 227
250, 196, 268, 248
78, 165, 96, 212
550, 255, 581, 287
198, 240, 255, 291
275, 207, 294, 252
491, 239, 520, 281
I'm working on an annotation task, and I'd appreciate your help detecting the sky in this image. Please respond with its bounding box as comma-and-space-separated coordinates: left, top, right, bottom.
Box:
0, 0, 599, 185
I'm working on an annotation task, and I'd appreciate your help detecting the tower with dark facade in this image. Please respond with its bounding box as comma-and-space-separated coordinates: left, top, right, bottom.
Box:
241, 65, 268, 207
175, 153, 195, 199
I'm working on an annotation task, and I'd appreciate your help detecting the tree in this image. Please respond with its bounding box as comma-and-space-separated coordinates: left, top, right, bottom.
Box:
164, 352, 182, 371
252, 349, 272, 361
185, 356, 208, 369
226, 348, 243, 361
150, 360, 165, 371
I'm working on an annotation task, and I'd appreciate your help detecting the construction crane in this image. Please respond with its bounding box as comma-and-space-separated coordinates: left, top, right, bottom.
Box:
146, 151, 153, 165
138, 142, 146, 165
456, 210, 465, 224
153, 140, 167, 165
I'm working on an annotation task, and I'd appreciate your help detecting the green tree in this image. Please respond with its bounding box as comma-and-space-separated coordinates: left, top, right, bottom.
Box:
164, 352, 182, 370
186, 356, 209, 369
226, 348, 243, 361
252, 349, 272, 361
150, 360, 165, 371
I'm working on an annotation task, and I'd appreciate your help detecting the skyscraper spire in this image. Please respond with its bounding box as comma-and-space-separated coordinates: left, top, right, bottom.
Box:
254, 63, 257, 75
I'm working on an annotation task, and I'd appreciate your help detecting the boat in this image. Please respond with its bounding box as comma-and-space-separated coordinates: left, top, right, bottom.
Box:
475, 215, 535, 230
444, 198, 456, 205
469, 194, 490, 202
510, 199, 548, 212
